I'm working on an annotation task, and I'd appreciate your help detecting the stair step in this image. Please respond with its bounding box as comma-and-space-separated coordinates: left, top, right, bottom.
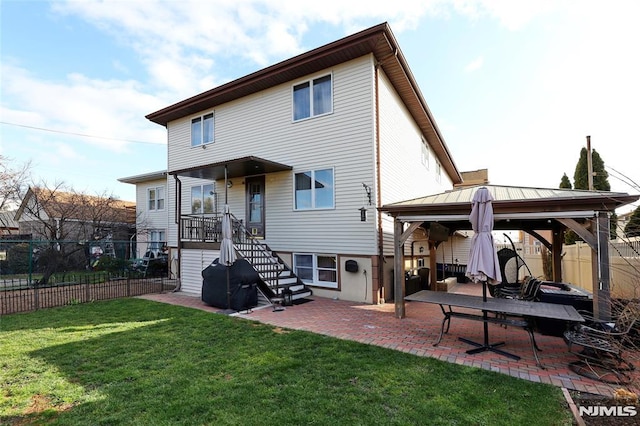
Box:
264, 277, 299, 287
279, 284, 306, 293
291, 290, 312, 300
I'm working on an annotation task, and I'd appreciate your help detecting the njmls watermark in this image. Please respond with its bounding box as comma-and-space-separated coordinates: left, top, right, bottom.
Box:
579, 405, 637, 417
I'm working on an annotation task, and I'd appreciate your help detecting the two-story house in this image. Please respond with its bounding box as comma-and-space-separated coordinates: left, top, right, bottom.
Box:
143, 22, 462, 304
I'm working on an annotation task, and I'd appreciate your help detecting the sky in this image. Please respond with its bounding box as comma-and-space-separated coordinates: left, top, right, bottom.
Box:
1, 0, 639, 214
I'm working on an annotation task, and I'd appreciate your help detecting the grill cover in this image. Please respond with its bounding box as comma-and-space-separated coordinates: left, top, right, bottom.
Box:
201, 258, 259, 311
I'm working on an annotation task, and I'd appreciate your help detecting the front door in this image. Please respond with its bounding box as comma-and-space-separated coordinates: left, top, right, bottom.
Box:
245, 176, 265, 238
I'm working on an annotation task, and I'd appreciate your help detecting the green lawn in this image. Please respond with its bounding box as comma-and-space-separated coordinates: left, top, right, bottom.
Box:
0, 298, 573, 425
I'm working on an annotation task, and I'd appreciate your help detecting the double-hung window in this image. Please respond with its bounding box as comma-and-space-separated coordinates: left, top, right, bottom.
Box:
294, 168, 334, 210
148, 186, 165, 211
293, 74, 332, 121
294, 253, 337, 289
148, 230, 166, 254
421, 138, 430, 169
191, 184, 215, 214
191, 112, 214, 147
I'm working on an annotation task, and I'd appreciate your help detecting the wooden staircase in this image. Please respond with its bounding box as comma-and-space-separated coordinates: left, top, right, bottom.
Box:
230, 214, 312, 304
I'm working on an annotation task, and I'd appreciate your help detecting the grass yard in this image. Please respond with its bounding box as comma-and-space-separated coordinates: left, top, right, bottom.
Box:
0, 298, 574, 425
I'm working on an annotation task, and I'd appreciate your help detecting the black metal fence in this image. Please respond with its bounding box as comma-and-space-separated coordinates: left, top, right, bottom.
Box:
0, 272, 178, 315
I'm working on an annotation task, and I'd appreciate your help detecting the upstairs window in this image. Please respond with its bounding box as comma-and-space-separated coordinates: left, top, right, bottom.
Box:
421, 138, 430, 169
148, 186, 165, 211
293, 74, 332, 121
191, 184, 215, 214
191, 112, 214, 147
436, 161, 442, 183
294, 168, 334, 210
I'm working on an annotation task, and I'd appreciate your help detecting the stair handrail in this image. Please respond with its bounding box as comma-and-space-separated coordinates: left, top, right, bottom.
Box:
229, 213, 284, 271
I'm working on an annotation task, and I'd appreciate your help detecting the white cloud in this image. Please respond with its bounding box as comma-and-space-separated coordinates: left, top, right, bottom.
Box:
1, 63, 166, 154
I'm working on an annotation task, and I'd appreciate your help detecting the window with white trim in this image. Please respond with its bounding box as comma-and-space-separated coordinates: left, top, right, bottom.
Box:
294, 253, 337, 288
293, 74, 332, 121
148, 230, 166, 254
294, 168, 334, 210
191, 112, 214, 147
436, 161, 442, 183
420, 138, 430, 169
191, 184, 215, 214
148, 186, 165, 211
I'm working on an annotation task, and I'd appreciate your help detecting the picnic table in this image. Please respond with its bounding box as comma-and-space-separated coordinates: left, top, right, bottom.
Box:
405, 290, 584, 368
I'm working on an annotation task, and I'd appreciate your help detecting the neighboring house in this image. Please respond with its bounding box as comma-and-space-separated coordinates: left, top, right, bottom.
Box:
144, 22, 462, 304
14, 187, 136, 269
118, 171, 175, 276
118, 170, 169, 258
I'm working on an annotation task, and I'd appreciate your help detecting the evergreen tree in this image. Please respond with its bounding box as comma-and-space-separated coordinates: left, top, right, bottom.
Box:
559, 173, 572, 189
566, 147, 616, 243
624, 206, 640, 238
573, 148, 610, 190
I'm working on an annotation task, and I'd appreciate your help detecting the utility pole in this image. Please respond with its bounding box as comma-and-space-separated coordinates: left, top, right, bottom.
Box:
586, 135, 594, 191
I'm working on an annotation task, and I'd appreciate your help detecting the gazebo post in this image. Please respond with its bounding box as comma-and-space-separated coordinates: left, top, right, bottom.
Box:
393, 217, 405, 319
593, 211, 612, 321
551, 229, 564, 282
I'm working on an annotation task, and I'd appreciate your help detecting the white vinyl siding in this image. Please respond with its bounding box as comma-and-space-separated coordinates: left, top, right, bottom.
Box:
377, 70, 454, 255
167, 56, 378, 255
181, 249, 219, 294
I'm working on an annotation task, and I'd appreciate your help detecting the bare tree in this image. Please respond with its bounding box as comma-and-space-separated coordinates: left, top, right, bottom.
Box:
15, 182, 135, 283
0, 155, 31, 232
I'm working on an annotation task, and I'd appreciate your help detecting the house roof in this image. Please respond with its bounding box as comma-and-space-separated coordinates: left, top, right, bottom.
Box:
15, 187, 136, 224
118, 170, 168, 184
0, 211, 19, 230
146, 22, 462, 185
380, 184, 639, 231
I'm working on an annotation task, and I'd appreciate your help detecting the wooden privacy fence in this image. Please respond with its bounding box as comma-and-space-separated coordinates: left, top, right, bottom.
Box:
0, 274, 179, 315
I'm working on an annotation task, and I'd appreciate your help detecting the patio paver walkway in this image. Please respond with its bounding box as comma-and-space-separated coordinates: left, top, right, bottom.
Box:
139, 282, 638, 397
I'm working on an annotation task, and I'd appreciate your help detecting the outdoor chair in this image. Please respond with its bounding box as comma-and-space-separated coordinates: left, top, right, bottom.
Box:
489, 235, 534, 298
563, 301, 640, 384
494, 277, 542, 301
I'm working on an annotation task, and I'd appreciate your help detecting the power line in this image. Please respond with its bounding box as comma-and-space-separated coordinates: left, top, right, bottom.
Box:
606, 165, 640, 192
0, 121, 163, 146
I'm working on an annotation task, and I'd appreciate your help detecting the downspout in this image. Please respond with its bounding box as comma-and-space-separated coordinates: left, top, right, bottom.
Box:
174, 174, 182, 289
375, 60, 385, 304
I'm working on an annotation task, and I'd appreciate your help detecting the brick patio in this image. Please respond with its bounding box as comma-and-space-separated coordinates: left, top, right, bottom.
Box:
139, 281, 638, 397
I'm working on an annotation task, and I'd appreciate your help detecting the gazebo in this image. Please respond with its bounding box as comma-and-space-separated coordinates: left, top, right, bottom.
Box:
379, 185, 639, 320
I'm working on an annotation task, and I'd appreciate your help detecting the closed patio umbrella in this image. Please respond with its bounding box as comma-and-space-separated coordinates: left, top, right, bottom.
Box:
466, 187, 501, 285
463, 187, 518, 360
220, 204, 237, 313
220, 204, 236, 267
